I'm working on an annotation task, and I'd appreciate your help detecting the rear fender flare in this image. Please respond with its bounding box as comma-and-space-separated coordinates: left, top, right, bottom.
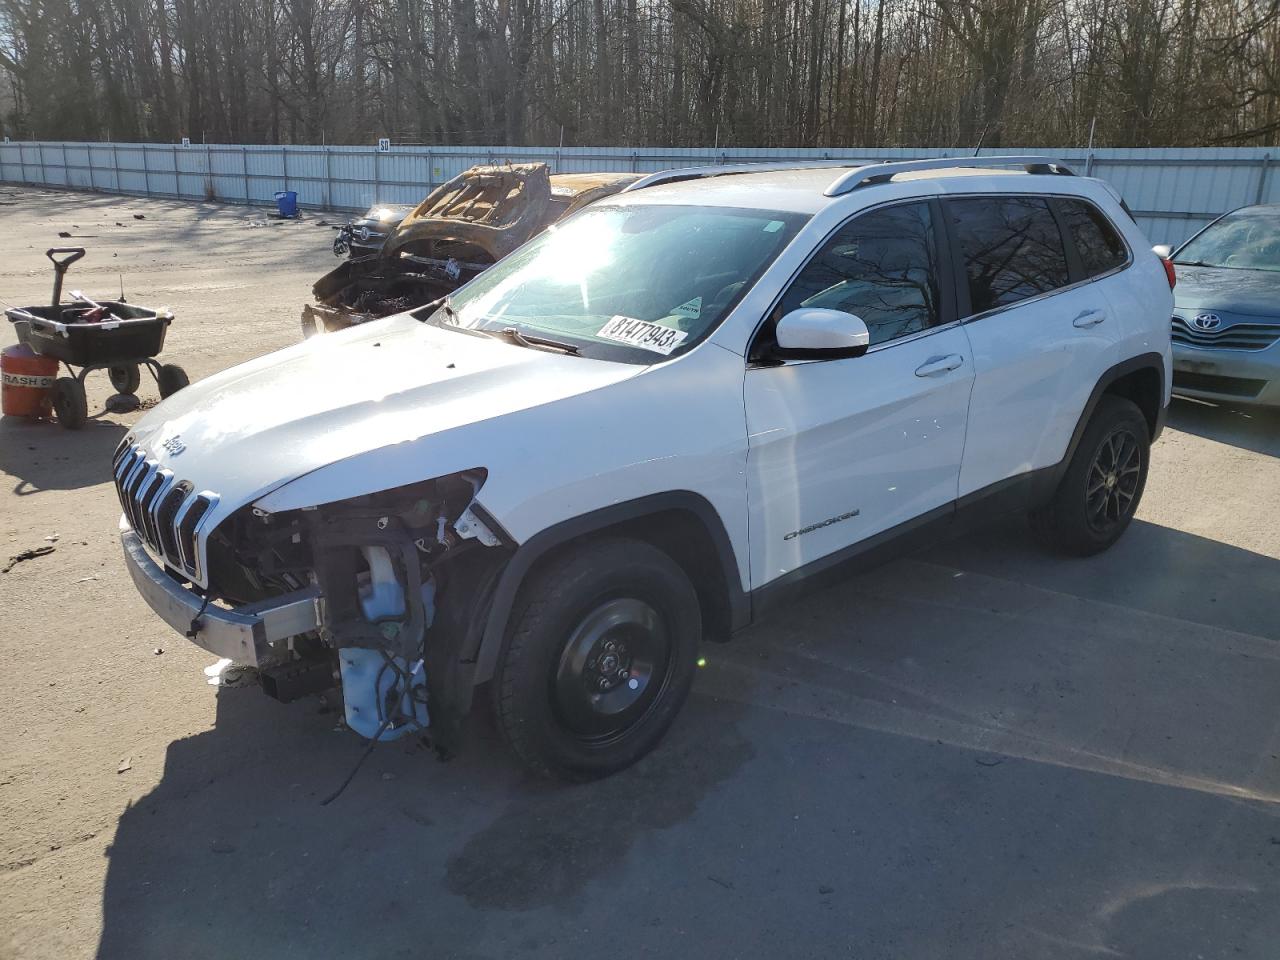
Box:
1035, 351, 1167, 502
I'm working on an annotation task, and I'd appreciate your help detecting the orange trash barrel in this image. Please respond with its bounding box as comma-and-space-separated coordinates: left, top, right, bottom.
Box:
2, 343, 58, 419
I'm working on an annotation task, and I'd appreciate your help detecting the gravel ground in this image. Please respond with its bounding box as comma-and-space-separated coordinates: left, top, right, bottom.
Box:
1, 186, 1278, 960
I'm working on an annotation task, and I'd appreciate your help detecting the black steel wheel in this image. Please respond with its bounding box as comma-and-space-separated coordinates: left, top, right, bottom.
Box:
1030, 395, 1150, 556
552, 596, 673, 744
493, 537, 701, 780
52, 377, 87, 430
108, 363, 141, 395
156, 363, 189, 398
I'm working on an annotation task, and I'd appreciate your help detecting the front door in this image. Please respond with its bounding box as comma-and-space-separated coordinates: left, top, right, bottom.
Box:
744, 199, 974, 590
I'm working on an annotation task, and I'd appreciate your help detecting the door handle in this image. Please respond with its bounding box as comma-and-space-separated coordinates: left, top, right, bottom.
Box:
914, 354, 964, 377
1073, 309, 1107, 328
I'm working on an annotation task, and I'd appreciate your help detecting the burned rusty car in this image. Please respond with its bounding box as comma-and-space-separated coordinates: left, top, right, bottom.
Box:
302, 163, 639, 336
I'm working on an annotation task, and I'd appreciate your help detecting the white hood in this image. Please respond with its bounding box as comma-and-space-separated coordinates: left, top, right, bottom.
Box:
129, 314, 640, 519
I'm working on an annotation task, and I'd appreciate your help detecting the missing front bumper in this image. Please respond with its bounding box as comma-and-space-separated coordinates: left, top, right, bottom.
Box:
121, 525, 321, 666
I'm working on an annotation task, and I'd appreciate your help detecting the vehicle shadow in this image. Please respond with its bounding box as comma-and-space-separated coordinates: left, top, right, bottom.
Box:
931, 515, 1279, 642
93, 518, 1280, 959
1167, 396, 1280, 458
93, 679, 752, 959
0, 415, 126, 495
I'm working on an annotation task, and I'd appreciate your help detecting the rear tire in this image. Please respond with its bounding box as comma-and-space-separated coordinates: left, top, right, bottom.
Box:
1030, 395, 1150, 556
492, 538, 701, 781
156, 363, 189, 398
52, 377, 87, 430
108, 363, 141, 395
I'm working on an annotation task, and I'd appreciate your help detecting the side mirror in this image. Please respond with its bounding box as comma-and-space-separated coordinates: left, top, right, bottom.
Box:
1152, 244, 1172, 259
774, 308, 870, 360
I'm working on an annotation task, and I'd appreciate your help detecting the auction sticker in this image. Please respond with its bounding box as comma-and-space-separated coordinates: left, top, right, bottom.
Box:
597, 316, 689, 355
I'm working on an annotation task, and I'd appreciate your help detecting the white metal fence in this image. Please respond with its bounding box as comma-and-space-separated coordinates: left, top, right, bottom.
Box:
0, 141, 1275, 245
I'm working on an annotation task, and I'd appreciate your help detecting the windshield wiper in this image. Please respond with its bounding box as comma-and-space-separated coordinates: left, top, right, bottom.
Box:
1172, 259, 1214, 268
491, 326, 580, 355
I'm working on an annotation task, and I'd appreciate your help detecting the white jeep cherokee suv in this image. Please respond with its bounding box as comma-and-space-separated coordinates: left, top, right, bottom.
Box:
115, 156, 1173, 779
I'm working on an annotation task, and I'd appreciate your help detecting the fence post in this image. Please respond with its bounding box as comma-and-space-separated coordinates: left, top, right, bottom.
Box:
60, 142, 69, 186
1255, 153, 1273, 205
37, 143, 46, 185
281, 146, 289, 197
87, 143, 96, 191
142, 145, 151, 195
242, 146, 250, 202
111, 141, 120, 191
373, 148, 380, 201
172, 143, 179, 196
206, 142, 213, 200
325, 146, 333, 207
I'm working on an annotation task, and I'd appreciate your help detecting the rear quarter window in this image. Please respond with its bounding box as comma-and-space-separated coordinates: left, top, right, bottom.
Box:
948, 196, 1070, 315
1058, 198, 1128, 278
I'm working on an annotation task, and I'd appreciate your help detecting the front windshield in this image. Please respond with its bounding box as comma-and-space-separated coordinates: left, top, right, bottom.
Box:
1175, 211, 1280, 272
427, 204, 807, 362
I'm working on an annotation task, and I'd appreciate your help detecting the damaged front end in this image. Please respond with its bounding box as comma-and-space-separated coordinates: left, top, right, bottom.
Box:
132, 469, 510, 754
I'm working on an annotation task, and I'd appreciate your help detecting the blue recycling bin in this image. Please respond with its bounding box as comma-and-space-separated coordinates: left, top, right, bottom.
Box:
274, 190, 298, 218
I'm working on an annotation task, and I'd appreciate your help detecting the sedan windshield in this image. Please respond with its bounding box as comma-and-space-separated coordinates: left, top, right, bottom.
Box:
426, 204, 807, 362
1175, 211, 1280, 273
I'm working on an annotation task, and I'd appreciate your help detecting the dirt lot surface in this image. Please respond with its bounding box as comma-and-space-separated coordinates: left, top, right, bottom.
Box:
2, 187, 1279, 960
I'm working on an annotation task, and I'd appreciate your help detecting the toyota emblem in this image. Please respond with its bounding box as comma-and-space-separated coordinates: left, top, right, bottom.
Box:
1191, 313, 1222, 331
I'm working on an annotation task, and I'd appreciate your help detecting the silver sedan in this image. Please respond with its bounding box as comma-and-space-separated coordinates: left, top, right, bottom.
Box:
1156, 203, 1280, 407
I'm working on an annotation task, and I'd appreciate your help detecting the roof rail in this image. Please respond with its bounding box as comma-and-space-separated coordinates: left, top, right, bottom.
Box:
620, 155, 1075, 196
621, 159, 878, 193
824, 156, 1075, 196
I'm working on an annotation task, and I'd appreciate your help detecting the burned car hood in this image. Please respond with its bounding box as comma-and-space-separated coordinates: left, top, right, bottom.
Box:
127, 315, 639, 515
1173, 264, 1280, 317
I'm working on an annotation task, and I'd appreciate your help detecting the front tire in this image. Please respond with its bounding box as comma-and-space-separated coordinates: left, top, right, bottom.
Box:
492, 538, 701, 781
1031, 395, 1150, 556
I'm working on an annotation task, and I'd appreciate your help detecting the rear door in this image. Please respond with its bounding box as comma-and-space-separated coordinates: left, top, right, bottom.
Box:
947, 194, 1125, 497
744, 199, 974, 589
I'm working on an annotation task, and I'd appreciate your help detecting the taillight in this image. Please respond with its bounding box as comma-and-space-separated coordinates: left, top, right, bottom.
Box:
1161, 258, 1176, 289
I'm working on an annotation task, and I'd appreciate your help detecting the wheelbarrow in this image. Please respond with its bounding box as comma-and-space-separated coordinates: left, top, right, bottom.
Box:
4, 248, 189, 429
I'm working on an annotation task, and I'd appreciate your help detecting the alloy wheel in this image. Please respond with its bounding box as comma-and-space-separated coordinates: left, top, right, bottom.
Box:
1085, 427, 1142, 533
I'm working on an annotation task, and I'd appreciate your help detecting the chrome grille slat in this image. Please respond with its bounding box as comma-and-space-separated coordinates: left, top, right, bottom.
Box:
112, 443, 217, 583
156, 482, 191, 563
122, 459, 154, 532
1170, 316, 1280, 353
113, 450, 144, 514
138, 469, 172, 549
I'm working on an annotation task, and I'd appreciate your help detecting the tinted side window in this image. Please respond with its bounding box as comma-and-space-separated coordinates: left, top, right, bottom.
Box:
779, 201, 941, 346
1059, 198, 1128, 277
950, 197, 1069, 315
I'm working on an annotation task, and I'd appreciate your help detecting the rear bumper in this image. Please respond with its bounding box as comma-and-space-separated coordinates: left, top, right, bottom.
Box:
121, 523, 321, 666
1172, 343, 1280, 407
